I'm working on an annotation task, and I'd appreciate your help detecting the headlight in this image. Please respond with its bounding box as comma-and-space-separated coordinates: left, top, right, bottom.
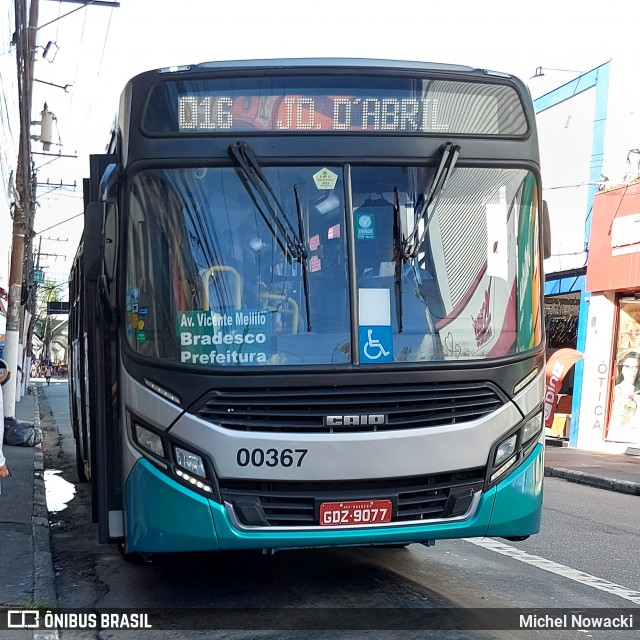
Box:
494, 433, 517, 467
175, 446, 206, 478
522, 412, 543, 444
489, 433, 519, 484
129, 412, 217, 499
487, 410, 544, 487
135, 424, 164, 457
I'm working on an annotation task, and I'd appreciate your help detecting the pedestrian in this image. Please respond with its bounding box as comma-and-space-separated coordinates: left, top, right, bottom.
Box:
45, 364, 53, 386
0, 431, 10, 481
0, 366, 11, 481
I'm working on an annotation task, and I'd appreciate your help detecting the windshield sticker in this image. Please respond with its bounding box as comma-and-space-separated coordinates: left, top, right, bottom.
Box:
359, 288, 391, 326
313, 168, 338, 190
359, 326, 393, 362
177, 309, 271, 365
328, 223, 341, 239
310, 255, 322, 272
309, 234, 320, 251
472, 284, 493, 348
355, 213, 375, 240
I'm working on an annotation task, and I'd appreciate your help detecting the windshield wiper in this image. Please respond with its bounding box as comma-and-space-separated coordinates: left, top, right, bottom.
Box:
228, 142, 306, 262
293, 185, 312, 332
228, 141, 312, 332
392, 187, 404, 333
404, 142, 460, 260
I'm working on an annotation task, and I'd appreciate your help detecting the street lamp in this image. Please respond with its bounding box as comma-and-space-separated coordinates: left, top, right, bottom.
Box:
34, 40, 59, 63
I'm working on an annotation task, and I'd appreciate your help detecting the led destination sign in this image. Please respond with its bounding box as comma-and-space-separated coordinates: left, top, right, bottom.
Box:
145, 76, 527, 136
179, 95, 452, 133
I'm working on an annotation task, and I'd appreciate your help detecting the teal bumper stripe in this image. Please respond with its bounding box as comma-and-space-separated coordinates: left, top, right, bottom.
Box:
125, 459, 219, 553
125, 445, 544, 553
487, 443, 544, 537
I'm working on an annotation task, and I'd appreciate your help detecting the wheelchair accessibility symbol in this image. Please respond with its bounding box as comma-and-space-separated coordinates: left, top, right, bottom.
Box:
359, 326, 393, 362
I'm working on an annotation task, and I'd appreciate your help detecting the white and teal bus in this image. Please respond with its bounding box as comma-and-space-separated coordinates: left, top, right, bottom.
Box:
69, 58, 548, 556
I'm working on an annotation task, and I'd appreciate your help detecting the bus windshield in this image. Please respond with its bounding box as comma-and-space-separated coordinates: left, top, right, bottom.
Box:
125, 162, 541, 366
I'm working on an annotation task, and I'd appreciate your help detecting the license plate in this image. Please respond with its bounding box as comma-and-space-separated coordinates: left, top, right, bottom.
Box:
319, 499, 392, 526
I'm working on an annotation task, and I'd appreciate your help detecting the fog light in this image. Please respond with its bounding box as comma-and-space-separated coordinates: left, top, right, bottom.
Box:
490, 455, 517, 483
175, 447, 206, 478
135, 424, 164, 457
522, 412, 543, 444
494, 434, 517, 467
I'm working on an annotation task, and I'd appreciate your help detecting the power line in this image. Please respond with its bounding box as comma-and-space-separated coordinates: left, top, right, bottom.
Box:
34, 211, 83, 235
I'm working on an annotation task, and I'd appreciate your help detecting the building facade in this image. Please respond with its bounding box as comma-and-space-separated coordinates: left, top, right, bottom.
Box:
0, 2, 21, 356
580, 179, 640, 453
535, 56, 640, 452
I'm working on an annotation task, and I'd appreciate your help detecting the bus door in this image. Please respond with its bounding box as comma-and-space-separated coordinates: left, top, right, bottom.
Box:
83, 155, 122, 543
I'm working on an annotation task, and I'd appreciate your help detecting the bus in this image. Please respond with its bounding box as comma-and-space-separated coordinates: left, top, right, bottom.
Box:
69, 58, 549, 556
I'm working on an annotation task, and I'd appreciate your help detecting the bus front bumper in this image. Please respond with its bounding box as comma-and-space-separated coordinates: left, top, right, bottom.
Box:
124, 444, 543, 553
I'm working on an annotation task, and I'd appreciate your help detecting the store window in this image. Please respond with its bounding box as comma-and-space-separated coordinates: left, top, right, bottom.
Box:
607, 297, 640, 444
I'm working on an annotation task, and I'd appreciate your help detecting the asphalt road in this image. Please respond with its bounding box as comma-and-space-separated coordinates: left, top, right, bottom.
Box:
38, 382, 640, 639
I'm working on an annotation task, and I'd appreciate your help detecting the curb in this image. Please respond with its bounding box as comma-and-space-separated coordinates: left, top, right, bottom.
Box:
544, 465, 640, 496
31, 392, 59, 640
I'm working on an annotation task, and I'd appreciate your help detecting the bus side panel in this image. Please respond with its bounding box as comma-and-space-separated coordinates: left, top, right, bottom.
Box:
69, 245, 92, 489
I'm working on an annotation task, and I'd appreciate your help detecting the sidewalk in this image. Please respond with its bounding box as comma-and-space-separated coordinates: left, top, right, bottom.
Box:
0, 389, 56, 639
1, 387, 639, 637
544, 438, 640, 496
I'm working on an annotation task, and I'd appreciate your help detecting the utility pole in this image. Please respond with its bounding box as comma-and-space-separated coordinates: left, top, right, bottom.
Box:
3, 0, 39, 419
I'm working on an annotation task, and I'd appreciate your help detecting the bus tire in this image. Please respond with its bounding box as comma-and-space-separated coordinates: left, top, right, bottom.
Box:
119, 544, 154, 564
75, 440, 90, 483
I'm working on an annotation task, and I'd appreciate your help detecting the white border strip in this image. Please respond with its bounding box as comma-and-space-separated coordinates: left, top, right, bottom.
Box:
465, 538, 640, 605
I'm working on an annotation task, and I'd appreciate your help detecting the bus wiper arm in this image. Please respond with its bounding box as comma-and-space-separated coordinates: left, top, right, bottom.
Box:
393, 187, 404, 333
404, 142, 460, 259
228, 141, 306, 262
294, 185, 312, 332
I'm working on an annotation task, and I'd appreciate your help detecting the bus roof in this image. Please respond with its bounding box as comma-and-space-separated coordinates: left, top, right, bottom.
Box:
149, 58, 516, 81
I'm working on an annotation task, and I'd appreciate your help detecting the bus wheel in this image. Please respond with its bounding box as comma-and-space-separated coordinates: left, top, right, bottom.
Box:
119, 544, 154, 564
75, 441, 89, 483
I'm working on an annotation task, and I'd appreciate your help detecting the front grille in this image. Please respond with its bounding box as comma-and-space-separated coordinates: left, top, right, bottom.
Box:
194, 382, 506, 433
220, 469, 485, 527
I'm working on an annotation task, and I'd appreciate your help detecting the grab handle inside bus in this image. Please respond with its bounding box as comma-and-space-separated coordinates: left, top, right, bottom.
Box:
201, 266, 242, 310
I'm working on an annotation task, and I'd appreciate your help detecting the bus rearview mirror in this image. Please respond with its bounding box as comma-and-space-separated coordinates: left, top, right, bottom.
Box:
83, 202, 117, 282
542, 200, 551, 260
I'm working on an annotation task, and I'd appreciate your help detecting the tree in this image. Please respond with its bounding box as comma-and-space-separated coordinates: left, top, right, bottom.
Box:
30, 280, 68, 362
33, 315, 68, 363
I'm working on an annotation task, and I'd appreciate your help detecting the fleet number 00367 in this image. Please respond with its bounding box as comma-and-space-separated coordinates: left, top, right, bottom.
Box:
236, 447, 308, 468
